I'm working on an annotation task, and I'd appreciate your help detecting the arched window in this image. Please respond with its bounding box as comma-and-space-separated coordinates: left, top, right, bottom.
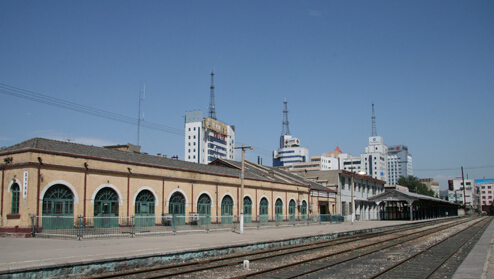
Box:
169, 192, 186, 225
243, 197, 252, 223
43, 184, 74, 216
135, 190, 155, 227
11, 183, 20, 214
135, 190, 155, 214
197, 194, 211, 225
301, 200, 308, 221
94, 188, 119, 228
275, 199, 283, 222
221, 196, 233, 224
289, 200, 296, 221
259, 198, 269, 223
42, 184, 74, 230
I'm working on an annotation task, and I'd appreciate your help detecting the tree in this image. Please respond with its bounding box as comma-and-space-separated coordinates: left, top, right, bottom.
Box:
397, 175, 434, 197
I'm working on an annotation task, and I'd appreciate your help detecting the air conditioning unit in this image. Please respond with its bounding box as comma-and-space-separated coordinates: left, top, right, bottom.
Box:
162, 214, 173, 226
190, 213, 200, 221
162, 214, 172, 222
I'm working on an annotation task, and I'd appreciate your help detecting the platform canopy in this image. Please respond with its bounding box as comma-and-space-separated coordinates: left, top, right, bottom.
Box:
368, 189, 456, 206
368, 190, 459, 221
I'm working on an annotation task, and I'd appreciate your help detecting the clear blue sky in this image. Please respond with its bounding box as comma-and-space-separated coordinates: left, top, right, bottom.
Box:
1, 1, 493, 190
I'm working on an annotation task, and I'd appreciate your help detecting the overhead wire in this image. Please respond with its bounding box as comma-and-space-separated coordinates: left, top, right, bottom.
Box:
414, 165, 494, 172
0, 83, 184, 136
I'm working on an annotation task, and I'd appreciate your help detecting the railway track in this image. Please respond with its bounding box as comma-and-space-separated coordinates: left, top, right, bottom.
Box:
90, 217, 480, 278
233, 216, 492, 279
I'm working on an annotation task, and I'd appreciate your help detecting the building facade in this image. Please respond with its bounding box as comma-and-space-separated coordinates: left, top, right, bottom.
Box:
388, 145, 413, 186
475, 179, 494, 212
296, 170, 386, 221
1, 138, 316, 236
184, 110, 235, 164
291, 147, 343, 172
448, 179, 480, 213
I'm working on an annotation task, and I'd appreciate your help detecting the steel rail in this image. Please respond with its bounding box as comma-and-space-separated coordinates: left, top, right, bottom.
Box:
229, 217, 479, 279
90, 218, 464, 279
366, 216, 492, 279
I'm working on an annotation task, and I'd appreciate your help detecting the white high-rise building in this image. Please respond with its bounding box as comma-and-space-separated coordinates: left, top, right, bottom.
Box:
388, 145, 413, 186
184, 110, 235, 164
362, 136, 388, 184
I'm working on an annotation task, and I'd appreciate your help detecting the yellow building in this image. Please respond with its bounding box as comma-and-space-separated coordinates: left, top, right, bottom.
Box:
0, 138, 333, 236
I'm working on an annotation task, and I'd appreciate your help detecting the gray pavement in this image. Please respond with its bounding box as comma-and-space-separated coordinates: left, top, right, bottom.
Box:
0, 218, 492, 278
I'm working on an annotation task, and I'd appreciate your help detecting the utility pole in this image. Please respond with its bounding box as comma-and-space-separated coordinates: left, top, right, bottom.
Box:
137, 84, 145, 146
235, 144, 253, 234
348, 159, 356, 225
461, 166, 466, 206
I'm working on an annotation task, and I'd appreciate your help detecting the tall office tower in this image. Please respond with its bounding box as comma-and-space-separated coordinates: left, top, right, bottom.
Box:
388, 145, 413, 186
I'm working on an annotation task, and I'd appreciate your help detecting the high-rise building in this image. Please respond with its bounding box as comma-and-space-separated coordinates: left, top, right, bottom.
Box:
362, 136, 388, 183
273, 99, 309, 168
184, 110, 235, 164
184, 72, 235, 164
388, 145, 413, 186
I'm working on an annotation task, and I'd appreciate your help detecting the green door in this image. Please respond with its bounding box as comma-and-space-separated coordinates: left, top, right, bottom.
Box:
275, 199, 283, 223
289, 200, 296, 221
221, 196, 233, 224
301, 201, 308, 221
135, 190, 155, 227
197, 194, 211, 225
94, 188, 119, 228
243, 197, 252, 223
169, 192, 186, 226
259, 198, 269, 223
42, 184, 74, 230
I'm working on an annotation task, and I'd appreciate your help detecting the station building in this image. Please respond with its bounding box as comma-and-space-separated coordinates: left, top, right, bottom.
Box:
0, 138, 334, 237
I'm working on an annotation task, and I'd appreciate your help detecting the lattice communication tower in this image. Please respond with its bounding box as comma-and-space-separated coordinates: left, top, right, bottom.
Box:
208, 71, 217, 120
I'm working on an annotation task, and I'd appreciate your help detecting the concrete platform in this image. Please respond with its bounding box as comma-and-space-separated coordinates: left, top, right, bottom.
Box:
453, 217, 494, 279
0, 218, 492, 278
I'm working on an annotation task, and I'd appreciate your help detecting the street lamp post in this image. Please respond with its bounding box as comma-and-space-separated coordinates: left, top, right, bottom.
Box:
235, 144, 253, 234
351, 172, 355, 224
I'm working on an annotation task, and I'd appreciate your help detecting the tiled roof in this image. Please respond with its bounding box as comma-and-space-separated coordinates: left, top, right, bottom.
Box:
1, 138, 320, 188
1, 138, 243, 178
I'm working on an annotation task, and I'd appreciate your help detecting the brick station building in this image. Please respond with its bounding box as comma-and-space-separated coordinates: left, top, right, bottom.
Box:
0, 138, 334, 237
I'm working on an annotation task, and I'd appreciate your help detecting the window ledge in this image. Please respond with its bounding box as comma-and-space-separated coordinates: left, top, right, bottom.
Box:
7, 214, 21, 219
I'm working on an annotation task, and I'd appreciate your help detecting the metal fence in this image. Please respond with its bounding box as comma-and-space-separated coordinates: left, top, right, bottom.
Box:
31, 214, 344, 240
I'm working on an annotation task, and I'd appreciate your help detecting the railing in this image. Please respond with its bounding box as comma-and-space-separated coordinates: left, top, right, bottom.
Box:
31, 214, 344, 240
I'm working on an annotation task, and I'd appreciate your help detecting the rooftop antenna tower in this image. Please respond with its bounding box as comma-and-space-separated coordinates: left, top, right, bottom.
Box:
137, 84, 145, 145
371, 102, 377, 137
208, 71, 216, 120
281, 98, 291, 136
280, 98, 291, 148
